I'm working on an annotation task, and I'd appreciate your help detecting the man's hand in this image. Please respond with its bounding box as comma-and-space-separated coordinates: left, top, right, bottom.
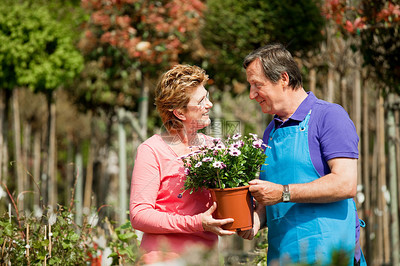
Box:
237, 203, 266, 240
249, 179, 283, 206
201, 202, 236, 236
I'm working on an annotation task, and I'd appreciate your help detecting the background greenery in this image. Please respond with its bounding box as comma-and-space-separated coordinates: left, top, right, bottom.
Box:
0, 0, 399, 265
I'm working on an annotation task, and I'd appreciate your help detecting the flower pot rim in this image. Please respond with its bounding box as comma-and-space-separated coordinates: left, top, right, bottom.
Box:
208, 185, 250, 192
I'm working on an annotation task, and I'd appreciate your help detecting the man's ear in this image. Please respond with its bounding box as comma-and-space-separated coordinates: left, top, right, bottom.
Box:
281, 72, 289, 87
173, 109, 186, 120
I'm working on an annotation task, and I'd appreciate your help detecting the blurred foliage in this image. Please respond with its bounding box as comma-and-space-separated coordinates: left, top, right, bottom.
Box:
0, 1, 84, 93
359, 0, 400, 95
73, 0, 206, 114
0, 205, 139, 265
201, 0, 325, 90
323, 0, 400, 95
107, 219, 140, 264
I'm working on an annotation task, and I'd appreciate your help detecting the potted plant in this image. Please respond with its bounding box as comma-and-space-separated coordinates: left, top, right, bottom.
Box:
181, 133, 267, 231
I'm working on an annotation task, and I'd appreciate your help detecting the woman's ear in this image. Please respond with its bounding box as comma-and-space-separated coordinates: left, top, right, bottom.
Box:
173, 109, 186, 120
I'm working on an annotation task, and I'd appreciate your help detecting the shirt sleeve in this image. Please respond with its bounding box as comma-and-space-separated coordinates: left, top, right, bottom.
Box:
129, 143, 204, 234
317, 104, 359, 161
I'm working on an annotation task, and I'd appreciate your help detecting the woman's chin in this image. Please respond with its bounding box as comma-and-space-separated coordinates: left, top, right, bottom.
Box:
198, 118, 211, 129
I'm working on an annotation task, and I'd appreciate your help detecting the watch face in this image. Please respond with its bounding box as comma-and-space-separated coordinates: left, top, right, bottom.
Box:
283, 193, 290, 202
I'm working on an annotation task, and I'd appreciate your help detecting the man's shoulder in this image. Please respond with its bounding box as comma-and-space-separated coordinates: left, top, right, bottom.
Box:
311, 99, 350, 120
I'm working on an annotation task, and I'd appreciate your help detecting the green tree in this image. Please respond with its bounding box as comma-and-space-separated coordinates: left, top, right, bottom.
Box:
201, 0, 325, 88
0, 1, 84, 207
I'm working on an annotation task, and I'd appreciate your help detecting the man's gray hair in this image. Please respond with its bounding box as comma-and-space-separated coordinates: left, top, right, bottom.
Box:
243, 43, 303, 89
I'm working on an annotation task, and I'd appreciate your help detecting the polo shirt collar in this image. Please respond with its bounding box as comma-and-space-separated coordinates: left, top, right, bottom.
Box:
273, 91, 317, 126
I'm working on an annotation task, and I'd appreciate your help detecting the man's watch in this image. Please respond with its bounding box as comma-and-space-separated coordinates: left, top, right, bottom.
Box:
282, 185, 290, 202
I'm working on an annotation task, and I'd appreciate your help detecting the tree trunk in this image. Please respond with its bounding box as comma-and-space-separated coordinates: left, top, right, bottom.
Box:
326, 67, 335, 103
66, 133, 74, 205
12, 88, 24, 210
75, 150, 83, 226
362, 82, 370, 261
118, 108, 127, 225
309, 68, 316, 93
1, 90, 11, 185
47, 92, 57, 207
396, 109, 400, 224
84, 114, 94, 211
33, 130, 41, 207
340, 75, 348, 111
23, 122, 32, 210
353, 67, 362, 184
388, 94, 399, 265
0, 89, 4, 183
371, 125, 378, 265
139, 72, 150, 138
99, 115, 113, 207
377, 94, 390, 264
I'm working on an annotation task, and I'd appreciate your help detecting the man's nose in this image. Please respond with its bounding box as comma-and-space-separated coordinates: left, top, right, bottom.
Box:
249, 86, 259, 100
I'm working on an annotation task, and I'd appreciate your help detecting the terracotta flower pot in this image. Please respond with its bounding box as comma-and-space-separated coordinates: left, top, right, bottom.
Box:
209, 185, 254, 231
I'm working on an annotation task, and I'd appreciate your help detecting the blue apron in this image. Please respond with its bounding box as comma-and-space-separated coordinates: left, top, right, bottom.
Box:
260, 111, 357, 265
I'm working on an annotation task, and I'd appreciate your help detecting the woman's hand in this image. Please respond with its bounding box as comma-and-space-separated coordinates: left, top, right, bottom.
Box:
201, 202, 235, 236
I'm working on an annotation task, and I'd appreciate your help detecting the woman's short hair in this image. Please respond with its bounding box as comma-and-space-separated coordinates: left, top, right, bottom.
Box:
243, 43, 303, 89
155, 64, 208, 133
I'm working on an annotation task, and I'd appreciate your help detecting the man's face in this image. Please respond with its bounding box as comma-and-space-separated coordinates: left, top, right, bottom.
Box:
246, 59, 285, 115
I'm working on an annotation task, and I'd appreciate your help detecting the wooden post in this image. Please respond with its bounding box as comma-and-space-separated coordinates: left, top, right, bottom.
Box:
75, 151, 83, 226
388, 94, 400, 265
33, 130, 41, 206
118, 108, 127, 225
47, 93, 57, 207
0, 89, 4, 183
12, 88, 24, 210
84, 114, 94, 211
362, 82, 370, 261
26, 223, 30, 265
378, 95, 390, 263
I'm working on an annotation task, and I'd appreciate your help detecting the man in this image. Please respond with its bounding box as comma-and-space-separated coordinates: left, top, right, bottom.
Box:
238, 43, 366, 265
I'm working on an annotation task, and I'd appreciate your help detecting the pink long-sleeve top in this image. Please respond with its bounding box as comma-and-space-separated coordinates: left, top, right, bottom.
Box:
129, 134, 217, 263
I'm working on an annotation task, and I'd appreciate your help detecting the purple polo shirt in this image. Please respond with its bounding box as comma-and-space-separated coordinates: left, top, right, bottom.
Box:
262, 91, 361, 261
262, 91, 359, 175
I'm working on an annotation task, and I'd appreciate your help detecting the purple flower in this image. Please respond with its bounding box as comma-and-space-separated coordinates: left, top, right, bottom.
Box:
229, 148, 241, 156
253, 139, 263, 149
249, 133, 258, 140
202, 157, 213, 162
232, 133, 242, 140
212, 138, 221, 144
213, 161, 226, 169
214, 142, 225, 150
184, 168, 190, 175
177, 155, 187, 160
231, 140, 244, 148
195, 162, 202, 168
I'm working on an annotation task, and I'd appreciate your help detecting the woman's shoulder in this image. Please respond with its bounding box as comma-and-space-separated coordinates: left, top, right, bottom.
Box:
138, 134, 165, 151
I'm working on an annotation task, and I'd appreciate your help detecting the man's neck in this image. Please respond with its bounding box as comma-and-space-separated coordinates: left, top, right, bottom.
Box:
278, 88, 308, 122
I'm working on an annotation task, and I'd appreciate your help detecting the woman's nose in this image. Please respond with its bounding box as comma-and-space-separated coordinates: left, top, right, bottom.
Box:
205, 97, 213, 108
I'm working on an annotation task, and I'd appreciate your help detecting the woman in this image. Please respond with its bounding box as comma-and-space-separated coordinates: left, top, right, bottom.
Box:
130, 64, 234, 264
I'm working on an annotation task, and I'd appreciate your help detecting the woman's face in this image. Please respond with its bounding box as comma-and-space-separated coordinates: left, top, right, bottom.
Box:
183, 85, 213, 131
